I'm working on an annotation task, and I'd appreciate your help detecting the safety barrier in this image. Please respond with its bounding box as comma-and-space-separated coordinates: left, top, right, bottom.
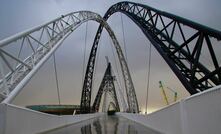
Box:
117, 85, 221, 134
0, 103, 103, 134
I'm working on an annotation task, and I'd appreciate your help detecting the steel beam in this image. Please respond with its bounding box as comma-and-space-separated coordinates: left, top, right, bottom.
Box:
95, 1, 221, 95
92, 62, 120, 112
0, 11, 127, 107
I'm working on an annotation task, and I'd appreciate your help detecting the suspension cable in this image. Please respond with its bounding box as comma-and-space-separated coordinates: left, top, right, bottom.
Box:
120, 13, 128, 61
81, 22, 88, 87
109, 37, 123, 95
112, 67, 126, 111
53, 53, 61, 105
112, 69, 121, 92
109, 35, 128, 111
145, 42, 152, 114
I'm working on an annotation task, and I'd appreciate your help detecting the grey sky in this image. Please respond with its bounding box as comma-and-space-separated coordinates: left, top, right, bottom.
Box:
1, 0, 221, 113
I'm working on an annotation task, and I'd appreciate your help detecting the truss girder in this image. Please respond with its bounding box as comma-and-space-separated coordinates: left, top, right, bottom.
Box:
86, 8, 141, 114
100, 1, 221, 95
83, 26, 139, 112
0, 11, 124, 105
81, 15, 139, 113
92, 63, 120, 113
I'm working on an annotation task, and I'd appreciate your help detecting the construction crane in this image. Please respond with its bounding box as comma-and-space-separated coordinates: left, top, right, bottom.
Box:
159, 81, 169, 105
166, 86, 178, 102
159, 81, 178, 105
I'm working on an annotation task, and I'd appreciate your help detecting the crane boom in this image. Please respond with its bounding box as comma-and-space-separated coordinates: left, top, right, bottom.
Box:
167, 87, 178, 102
159, 81, 169, 105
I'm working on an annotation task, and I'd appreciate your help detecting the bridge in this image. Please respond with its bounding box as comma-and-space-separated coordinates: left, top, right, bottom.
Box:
0, 1, 221, 134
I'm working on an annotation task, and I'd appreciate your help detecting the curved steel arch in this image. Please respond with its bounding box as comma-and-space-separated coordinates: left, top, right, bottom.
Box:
92, 62, 120, 113
89, 1, 221, 101
0, 11, 129, 107
81, 13, 139, 113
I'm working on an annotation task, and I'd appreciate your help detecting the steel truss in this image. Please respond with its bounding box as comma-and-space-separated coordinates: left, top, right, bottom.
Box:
95, 1, 221, 95
92, 62, 120, 113
84, 9, 139, 114
0, 11, 128, 105
80, 18, 136, 113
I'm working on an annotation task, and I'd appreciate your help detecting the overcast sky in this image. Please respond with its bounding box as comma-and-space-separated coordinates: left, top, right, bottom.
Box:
1, 0, 221, 113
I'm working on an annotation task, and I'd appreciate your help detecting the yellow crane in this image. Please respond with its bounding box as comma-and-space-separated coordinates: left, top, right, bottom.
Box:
159, 81, 169, 105
159, 81, 178, 105
166, 86, 178, 102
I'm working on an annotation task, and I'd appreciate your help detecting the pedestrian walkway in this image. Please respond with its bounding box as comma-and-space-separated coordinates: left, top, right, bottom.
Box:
40, 115, 162, 134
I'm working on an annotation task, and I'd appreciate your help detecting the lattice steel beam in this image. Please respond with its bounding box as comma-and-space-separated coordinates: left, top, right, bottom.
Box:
80, 18, 136, 113
99, 1, 221, 95
0, 11, 125, 105
92, 62, 120, 113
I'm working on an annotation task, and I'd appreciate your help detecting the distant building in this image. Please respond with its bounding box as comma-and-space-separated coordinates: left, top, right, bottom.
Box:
26, 105, 81, 115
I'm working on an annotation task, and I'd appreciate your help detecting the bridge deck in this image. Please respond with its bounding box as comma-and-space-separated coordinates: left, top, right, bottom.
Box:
40, 115, 161, 134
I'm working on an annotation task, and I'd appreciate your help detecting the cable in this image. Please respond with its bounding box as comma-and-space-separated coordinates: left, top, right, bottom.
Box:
145, 42, 152, 114
81, 22, 88, 87
108, 35, 128, 111
120, 13, 128, 61
53, 53, 61, 105
112, 68, 127, 111
109, 37, 123, 95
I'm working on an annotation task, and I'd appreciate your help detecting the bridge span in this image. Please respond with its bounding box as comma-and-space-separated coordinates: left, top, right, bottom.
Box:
40, 115, 161, 134
0, 1, 221, 134
1, 85, 221, 134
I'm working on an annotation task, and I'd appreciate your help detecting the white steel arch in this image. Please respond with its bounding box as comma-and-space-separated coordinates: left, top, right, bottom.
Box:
0, 11, 129, 111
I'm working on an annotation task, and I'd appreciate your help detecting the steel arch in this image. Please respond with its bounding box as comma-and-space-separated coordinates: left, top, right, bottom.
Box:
92, 62, 120, 113
90, 1, 221, 97
0, 11, 129, 108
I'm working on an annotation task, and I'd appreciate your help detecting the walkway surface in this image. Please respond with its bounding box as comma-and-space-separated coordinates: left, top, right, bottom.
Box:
40, 115, 162, 134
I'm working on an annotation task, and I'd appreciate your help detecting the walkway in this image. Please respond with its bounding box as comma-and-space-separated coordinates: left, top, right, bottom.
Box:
40, 115, 162, 134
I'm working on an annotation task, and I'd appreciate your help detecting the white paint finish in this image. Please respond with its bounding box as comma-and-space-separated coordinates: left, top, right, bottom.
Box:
117, 85, 221, 134
179, 100, 189, 134
1, 86, 221, 134
2, 31, 72, 104
0, 104, 6, 134
0, 103, 103, 134
144, 103, 182, 133
183, 86, 221, 134
117, 106, 180, 134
